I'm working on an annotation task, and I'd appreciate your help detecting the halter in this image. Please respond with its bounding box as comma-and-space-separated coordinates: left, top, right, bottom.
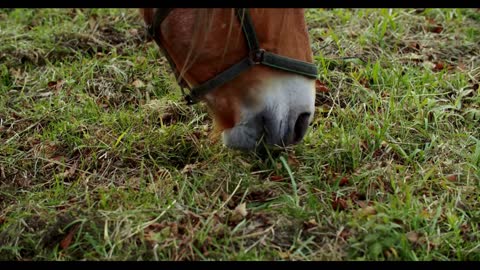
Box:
146, 8, 318, 105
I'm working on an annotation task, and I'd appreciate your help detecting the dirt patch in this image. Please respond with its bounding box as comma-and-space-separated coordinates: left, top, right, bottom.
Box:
270, 216, 303, 250
1, 22, 148, 68
53, 23, 148, 57
41, 213, 77, 249
141, 100, 197, 128
86, 77, 131, 109
0, 48, 48, 67
54, 26, 125, 53
143, 209, 275, 260
229, 189, 278, 208
0, 214, 49, 260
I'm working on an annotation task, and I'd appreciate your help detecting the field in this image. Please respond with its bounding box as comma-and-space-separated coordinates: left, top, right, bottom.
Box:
0, 8, 479, 260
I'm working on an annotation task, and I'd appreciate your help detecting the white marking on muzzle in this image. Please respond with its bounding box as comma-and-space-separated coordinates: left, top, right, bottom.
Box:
221, 74, 315, 150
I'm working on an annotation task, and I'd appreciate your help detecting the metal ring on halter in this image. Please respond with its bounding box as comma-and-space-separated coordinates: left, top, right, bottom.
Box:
250, 49, 265, 64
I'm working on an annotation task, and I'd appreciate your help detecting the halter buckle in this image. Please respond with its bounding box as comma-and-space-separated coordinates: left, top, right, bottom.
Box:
184, 94, 196, 105
250, 49, 265, 64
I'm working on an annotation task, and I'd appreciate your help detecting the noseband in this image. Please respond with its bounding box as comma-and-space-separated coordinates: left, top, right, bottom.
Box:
146, 8, 318, 105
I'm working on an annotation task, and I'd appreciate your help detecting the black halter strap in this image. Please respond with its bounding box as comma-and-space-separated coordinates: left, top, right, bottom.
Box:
147, 8, 318, 105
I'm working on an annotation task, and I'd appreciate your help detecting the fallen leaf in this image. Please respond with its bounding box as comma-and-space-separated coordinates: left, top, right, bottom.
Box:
37, 91, 53, 97
432, 61, 444, 71
147, 222, 168, 232
432, 61, 455, 72
160, 112, 174, 124
132, 57, 146, 66
411, 42, 421, 50
348, 191, 360, 201
339, 176, 349, 186
278, 251, 290, 259
356, 200, 368, 208
47, 79, 64, 91
460, 223, 474, 241
159, 226, 172, 238
62, 161, 78, 178
230, 202, 247, 223
426, 18, 436, 24
47, 81, 56, 88
144, 230, 156, 244
359, 206, 377, 216
406, 231, 419, 243
60, 224, 79, 250
332, 196, 348, 211
420, 208, 432, 218
402, 53, 423, 63
445, 174, 458, 182
400, 42, 421, 54
50, 155, 66, 162
303, 219, 318, 230
460, 223, 470, 234
393, 218, 404, 226
246, 190, 275, 202
132, 79, 145, 89
457, 61, 467, 71
359, 140, 369, 152
269, 175, 284, 182
234, 202, 247, 217
338, 228, 351, 240
181, 163, 199, 175
315, 79, 330, 93
287, 154, 300, 168
359, 77, 370, 88
423, 61, 436, 70
129, 28, 139, 36
428, 25, 444, 34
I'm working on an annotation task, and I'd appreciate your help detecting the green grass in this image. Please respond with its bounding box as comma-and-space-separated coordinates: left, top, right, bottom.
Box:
1, 8, 479, 261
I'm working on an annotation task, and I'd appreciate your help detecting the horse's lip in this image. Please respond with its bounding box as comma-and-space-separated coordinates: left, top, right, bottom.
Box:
222, 124, 259, 151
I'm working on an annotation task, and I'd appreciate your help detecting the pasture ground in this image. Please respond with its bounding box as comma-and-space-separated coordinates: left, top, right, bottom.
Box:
0, 8, 479, 260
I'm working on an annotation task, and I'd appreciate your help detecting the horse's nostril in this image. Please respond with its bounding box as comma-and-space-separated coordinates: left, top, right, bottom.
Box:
293, 112, 311, 143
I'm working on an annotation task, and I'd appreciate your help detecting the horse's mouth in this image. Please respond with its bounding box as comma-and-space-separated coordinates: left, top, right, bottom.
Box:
222, 123, 260, 151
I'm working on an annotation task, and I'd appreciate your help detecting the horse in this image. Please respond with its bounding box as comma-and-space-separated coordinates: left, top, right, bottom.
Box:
139, 8, 317, 151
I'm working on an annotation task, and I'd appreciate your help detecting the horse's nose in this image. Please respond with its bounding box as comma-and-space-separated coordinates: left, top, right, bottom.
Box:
291, 112, 311, 144
262, 111, 312, 147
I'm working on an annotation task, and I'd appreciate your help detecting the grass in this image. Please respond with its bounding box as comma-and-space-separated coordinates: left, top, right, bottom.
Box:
0, 8, 479, 261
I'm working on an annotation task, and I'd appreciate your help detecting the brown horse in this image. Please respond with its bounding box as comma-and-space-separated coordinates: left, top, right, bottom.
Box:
140, 8, 317, 150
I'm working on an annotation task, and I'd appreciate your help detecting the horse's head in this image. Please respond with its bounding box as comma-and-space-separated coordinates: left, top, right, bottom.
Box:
140, 8, 317, 150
